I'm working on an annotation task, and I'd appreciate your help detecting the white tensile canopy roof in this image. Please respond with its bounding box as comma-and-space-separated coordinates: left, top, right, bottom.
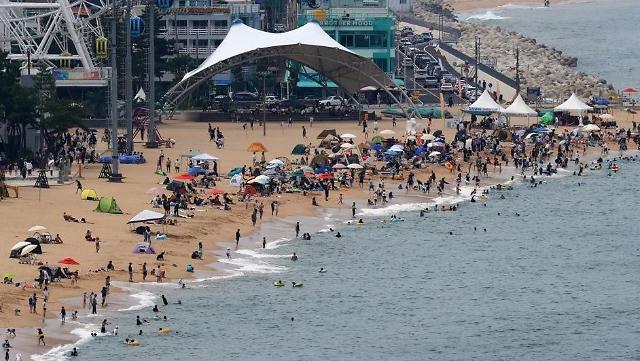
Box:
127, 210, 166, 224
502, 94, 537, 116
467, 89, 505, 113
554, 93, 593, 112
165, 20, 394, 108
191, 153, 219, 161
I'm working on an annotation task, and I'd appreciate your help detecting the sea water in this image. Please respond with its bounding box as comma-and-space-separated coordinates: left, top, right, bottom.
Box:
50, 158, 640, 360
462, 0, 640, 90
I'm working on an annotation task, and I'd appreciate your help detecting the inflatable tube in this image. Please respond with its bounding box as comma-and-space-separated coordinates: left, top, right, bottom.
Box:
273, 281, 285, 287
126, 340, 140, 346
158, 328, 170, 335
292, 282, 303, 288
479, 195, 488, 200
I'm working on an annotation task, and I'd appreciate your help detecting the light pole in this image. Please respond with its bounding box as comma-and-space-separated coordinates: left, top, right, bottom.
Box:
146, 0, 158, 148
257, 70, 269, 137
108, 0, 122, 181
125, 0, 133, 153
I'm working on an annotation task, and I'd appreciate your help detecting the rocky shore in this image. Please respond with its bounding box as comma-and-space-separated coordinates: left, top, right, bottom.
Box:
411, 0, 615, 100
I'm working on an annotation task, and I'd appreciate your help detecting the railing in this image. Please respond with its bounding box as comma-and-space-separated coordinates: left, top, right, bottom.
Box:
177, 47, 215, 56
158, 27, 228, 37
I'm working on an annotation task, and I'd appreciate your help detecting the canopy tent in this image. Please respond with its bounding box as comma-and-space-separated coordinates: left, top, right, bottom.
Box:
466, 89, 505, 113
554, 93, 593, 112
95, 197, 123, 214
27, 226, 47, 233
80, 189, 98, 200
128, 210, 166, 224
9, 238, 41, 258
191, 153, 219, 161
502, 94, 537, 116
164, 20, 395, 110
291, 144, 307, 155
316, 129, 337, 139
540, 112, 554, 125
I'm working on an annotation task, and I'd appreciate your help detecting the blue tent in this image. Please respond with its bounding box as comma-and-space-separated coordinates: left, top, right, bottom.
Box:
415, 147, 426, 155
370, 144, 384, 152
315, 166, 331, 174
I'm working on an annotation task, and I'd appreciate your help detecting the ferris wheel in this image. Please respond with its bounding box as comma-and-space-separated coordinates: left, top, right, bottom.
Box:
0, 0, 110, 69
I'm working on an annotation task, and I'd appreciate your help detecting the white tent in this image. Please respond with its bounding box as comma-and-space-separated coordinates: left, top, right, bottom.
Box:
502, 94, 537, 116
191, 153, 219, 161
554, 93, 593, 112
554, 93, 592, 125
467, 89, 505, 113
127, 210, 166, 224
165, 20, 394, 108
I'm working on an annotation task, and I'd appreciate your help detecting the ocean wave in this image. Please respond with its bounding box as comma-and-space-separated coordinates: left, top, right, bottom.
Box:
466, 10, 510, 20
218, 257, 288, 274
117, 290, 156, 312
31, 323, 98, 361
235, 249, 291, 259
498, 3, 547, 10
264, 237, 292, 249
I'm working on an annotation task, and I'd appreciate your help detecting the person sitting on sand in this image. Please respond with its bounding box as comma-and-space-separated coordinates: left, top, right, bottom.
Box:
106, 261, 114, 271
63, 212, 79, 222
53, 234, 63, 244
85, 230, 95, 242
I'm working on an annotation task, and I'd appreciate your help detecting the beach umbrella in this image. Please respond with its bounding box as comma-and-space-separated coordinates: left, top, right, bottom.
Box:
268, 159, 285, 166
347, 163, 363, 169
248, 175, 270, 185
428, 151, 441, 157
247, 142, 268, 153
599, 114, 614, 120
406, 135, 416, 141
58, 257, 80, 265
389, 144, 404, 152
332, 163, 347, 169
379, 129, 395, 137
191, 153, 219, 161
299, 166, 314, 173
227, 167, 243, 177
10, 242, 31, 251
370, 144, 384, 152
421, 133, 436, 141
623, 87, 638, 93
20, 245, 37, 256
582, 124, 600, 132
317, 173, 333, 180
340, 143, 355, 149
28, 226, 47, 233
340, 133, 357, 139
175, 173, 195, 181
207, 188, 224, 196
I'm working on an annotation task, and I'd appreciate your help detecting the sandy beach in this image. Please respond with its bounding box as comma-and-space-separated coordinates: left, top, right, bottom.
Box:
1, 105, 637, 358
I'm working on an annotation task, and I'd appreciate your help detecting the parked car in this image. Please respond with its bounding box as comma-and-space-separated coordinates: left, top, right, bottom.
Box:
319, 96, 344, 107
420, 76, 439, 88
232, 92, 258, 102
440, 83, 454, 92
264, 95, 279, 105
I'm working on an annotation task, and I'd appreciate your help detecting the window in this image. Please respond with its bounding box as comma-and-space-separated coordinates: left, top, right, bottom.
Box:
192, 20, 208, 28
213, 39, 223, 47
354, 34, 369, 48
176, 20, 187, 28
369, 32, 387, 47
213, 20, 227, 28
400, 0, 407, 3
339, 33, 354, 47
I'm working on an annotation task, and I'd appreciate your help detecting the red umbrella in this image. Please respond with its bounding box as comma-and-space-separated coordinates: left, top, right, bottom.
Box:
207, 188, 224, 195
317, 173, 334, 180
175, 173, 195, 181
58, 257, 80, 265
622, 88, 638, 93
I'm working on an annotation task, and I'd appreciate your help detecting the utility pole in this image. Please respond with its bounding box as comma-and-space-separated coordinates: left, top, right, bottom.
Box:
257, 70, 269, 137
109, 0, 122, 181
474, 36, 480, 98
146, 0, 157, 148
515, 47, 521, 94
125, 0, 133, 153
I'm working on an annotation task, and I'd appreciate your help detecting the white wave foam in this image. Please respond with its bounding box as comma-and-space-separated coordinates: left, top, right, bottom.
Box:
466, 10, 510, 20
193, 271, 245, 283
218, 257, 288, 274
31, 323, 97, 361
235, 249, 290, 259
265, 237, 292, 249
498, 3, 547, 9
117, 290, 156, 312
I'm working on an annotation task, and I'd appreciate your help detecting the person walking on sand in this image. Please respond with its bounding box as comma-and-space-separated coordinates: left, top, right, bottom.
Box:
235, 229, 240, 247
75, 180, 83, 194
302, 126, 307, 139
128, 262, 133, 282
352, 202, 357, 218
338, 193, 343, 205
95, 237, 100, 253
37, 328, 45, 346
295, 222, 300, 238
60, 306, 66, 323
226, 247, 231, 259
142, 262, 148, 281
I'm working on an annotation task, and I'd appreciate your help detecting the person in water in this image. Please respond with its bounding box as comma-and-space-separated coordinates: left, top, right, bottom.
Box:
152, 305, 159, 313
335, 232, 342, 238
291, 253, 298, 261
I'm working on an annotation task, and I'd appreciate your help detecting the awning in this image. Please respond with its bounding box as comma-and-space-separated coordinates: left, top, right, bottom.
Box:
127, 210, 166, 224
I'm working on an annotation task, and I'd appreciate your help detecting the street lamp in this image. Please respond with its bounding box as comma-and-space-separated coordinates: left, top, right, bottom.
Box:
257, 66, 277, 137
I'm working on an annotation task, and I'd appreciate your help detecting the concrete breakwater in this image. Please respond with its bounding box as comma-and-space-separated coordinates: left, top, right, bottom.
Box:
410, 0, 615, 100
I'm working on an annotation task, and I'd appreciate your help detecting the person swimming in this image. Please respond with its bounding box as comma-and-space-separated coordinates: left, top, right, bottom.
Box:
291, 253, 298, 261
335, 232, 342, 238
152, 305, 159, 313
319, 268, 327, 273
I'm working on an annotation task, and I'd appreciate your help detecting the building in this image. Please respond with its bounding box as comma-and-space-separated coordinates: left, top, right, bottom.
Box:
295, 0, 397, 96
388, 0, 412, 12
260, 0, 298, 32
